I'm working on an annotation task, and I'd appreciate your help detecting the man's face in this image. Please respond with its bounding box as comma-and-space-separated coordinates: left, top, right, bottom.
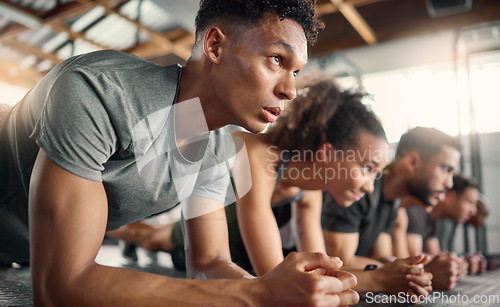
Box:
408, 145, 461, 206
450, 187, 479, 224
213, 14, 308, 133
327, 130, 389, 207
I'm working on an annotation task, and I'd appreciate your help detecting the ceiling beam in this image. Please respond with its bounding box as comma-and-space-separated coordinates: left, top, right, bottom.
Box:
3, 39, 62, 64
75, 0, 192, 60
48, 19, 110, 50
0, 2, 43, 28
329, 0, 377, 45
317, 0, 387, 15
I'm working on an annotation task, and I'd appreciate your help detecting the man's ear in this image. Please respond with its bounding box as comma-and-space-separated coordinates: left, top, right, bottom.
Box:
404, 151, 421, 174
203, 26, 226, 63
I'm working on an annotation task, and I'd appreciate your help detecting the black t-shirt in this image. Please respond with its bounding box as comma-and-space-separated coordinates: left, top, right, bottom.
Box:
321, 176, 400, 256
406, 205, 441, 242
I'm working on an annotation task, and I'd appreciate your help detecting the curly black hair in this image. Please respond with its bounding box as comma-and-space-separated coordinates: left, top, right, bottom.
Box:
195, 0, 324, 46
395, 127, 462, 161
265, 72, 387, 152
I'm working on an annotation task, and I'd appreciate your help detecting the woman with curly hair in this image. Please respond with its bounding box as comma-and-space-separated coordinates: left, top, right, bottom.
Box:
234, 72, 389, 275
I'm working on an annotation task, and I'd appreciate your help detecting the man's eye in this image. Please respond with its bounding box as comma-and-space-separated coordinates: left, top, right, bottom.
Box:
363, 165, 373, 172
444, 166, 453, 173
271, 55, 281, 66
292, 71, 298, 79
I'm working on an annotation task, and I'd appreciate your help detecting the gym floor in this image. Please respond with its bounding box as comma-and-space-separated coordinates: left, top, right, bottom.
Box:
0, 239, 186, 306
2, 245, 499, 306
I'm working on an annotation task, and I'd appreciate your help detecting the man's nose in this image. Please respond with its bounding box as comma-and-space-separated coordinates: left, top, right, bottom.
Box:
445, 174, 454, 190
275, 74, 296, 100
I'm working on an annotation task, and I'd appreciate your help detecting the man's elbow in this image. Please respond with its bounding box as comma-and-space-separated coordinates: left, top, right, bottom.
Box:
32, 276, 71, 306
32, 263, 94, 306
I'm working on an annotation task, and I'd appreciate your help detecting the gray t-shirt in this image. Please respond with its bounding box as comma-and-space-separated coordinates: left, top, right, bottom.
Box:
0, 50, 233, 264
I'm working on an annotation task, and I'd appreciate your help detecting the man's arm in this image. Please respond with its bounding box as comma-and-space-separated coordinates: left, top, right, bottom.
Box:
182, 195, 253, 279
407, 234, 424, 257
323, 230, 382, 270
423, 237, 441, 257
293, 190, 326, 254
29, 150, 262, 305
368, 233, 397, 263
391, 207, 410, 258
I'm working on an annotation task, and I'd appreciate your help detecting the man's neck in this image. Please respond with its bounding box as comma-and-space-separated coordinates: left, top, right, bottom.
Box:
177, 60, 226, 131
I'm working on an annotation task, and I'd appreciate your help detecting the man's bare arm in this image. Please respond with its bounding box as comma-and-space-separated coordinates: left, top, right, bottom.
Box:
369, 233, 397, 263
391, 207, 410, 258
407, 233, 424, 257
424, 237, 441, 257
29, 151, 264, 306
182, 196, 253, 279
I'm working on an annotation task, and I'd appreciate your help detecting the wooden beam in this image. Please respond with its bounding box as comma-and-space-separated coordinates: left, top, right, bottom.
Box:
317, 0, 387, 16
329, 0, 377, 45
0, 1, 95, 42
4, 39, 62, 64
47, 19, 109, 50
131, 33, 194, 61
75, 0, 192, 60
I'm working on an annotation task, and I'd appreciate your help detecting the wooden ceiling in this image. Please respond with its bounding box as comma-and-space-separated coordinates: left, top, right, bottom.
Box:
1, 0, 500, 90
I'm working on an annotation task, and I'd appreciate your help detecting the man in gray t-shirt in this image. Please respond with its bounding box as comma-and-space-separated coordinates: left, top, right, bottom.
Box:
0, 51, 234, 263
0, 1, 360, 306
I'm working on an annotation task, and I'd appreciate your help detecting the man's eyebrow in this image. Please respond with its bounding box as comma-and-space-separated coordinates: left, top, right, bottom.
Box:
273, 41, 296, 53
272, 41, 307, 65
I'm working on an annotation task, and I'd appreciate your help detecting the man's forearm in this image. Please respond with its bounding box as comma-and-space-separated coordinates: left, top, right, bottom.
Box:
35, 262, 261, 306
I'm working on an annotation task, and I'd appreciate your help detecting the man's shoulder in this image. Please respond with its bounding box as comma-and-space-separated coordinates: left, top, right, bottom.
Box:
69, 50, 154, 68
406, 205, 431, 233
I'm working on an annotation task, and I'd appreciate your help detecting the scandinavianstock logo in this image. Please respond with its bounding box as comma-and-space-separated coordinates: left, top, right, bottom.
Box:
132, 97, 252, 220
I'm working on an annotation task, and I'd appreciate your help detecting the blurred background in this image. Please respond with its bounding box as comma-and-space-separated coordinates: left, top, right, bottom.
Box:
1, 0, 499, 255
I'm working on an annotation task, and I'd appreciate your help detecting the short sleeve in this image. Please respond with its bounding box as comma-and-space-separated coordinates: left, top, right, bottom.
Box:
321, 191, 366, 233
382, 199, 400, 233
34, 65, 118, 181
406, 205, 427, 235
191, 131, 235, 203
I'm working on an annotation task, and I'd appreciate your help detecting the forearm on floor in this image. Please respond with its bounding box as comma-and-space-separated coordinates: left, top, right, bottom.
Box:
35, 262, 261, 306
